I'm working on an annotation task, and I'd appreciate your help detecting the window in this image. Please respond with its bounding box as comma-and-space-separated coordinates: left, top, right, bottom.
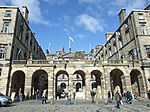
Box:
119, 38, 123, 48
140, 24, 147, 35
62, 74, 65, 79
144, 45, 150, 58
138, 13, 144, 20
2, 22, 9, 33
109, 47, 112, 56
0, 46, 5, 59
76, 74, 79, 79
5, 10, 11, 17
0, 68, 2, 76
114, 45, 117, 52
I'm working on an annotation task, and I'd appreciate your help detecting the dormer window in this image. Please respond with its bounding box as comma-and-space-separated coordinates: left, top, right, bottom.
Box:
138, 13, 144, 20
124, 23, 128, 29
5, 10, 11, 17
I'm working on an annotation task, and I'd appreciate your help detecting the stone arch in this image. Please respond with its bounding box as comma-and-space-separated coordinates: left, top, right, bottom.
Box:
31, 69, 48, 98
91, 70, 102, 90
55, 70, 69, 99
110, 68, 124, 94
11, 70, 25, 99
73, 70, 86, 92
130, 69, 143, 97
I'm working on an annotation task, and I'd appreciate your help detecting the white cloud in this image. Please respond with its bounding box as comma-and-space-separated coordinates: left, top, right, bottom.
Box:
9, 0, 52, 26
43, 0, 67, 5
78, 0, 101, 4
78, 0, 103, 18
108, 0, 149, 16
75, 14, 105, 33
75, 34, 86, 40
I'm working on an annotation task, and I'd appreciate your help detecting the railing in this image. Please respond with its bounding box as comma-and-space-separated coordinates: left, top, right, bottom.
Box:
141, 59, 150, 66
107, 59, 124, 64
12, 59, 141, 67
31, 60, 51, 64
13, 60, 27, 64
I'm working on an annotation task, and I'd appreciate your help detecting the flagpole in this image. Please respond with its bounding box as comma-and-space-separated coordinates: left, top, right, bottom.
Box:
49, 42, 51, 53
69, 37, 70, 50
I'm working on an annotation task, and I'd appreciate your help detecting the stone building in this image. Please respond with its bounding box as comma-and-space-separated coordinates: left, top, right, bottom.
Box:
0, 5, 150, 101
0, 6, 45, 96
95, 4, 150, 97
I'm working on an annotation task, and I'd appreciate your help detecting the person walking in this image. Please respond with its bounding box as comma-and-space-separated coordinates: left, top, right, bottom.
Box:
108, 91, 112, 103
91, 90, 96, 103
65, 90, 71, 105
19, 88, 22, 101
148, 89, 150, 100
115, 90, 122, 109
42, 89, 47, 104
35, 89, 39, 100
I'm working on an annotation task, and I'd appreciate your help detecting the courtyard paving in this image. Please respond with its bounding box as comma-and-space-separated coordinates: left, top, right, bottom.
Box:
0, 99, 150, 112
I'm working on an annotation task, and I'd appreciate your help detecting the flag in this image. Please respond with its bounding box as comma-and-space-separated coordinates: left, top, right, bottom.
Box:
69, 36, 74, 42
61, 46, 65, 55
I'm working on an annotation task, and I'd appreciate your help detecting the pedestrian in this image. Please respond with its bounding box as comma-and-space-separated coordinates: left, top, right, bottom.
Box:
42, 89, 47, 104
128, 92, 133, 104
115, 90, 122, 109
35, 89, 39, 100
108, 91, 112, 103
148, 89, 150, 100
65, 90, 71, 105
91, 90, 96, 103
19, 88, 22, 101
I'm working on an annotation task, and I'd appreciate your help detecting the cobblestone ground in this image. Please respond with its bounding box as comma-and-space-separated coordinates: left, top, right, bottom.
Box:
0, 99, 150, 112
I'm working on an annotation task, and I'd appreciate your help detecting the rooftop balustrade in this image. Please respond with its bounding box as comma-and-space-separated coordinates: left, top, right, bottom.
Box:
12, 58, 141, 67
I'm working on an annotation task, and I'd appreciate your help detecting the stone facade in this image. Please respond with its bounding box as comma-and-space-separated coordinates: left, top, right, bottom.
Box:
0, 5, 150, 101
95, 4, 150, 94
0, 6, 45, 95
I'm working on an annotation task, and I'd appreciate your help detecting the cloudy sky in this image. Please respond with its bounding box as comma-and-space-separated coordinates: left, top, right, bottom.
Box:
1, 0, 150, 53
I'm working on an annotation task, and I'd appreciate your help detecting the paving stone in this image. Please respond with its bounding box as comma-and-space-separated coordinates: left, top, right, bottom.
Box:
0, 99, 150, 112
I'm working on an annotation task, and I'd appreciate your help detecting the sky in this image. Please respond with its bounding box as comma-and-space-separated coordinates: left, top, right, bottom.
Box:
0, 0, 150, 54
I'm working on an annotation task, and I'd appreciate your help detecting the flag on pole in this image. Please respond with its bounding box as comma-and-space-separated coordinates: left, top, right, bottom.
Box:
69, 36, 74, 42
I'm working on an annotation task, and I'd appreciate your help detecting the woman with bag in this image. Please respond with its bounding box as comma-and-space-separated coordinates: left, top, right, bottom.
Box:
115, 90, 122, 109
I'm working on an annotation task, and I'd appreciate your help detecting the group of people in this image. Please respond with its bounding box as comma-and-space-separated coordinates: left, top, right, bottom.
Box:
34, 89, 48, 104
13, 88, 150, 107
124, 91, 133, 104
14, 88, 24, 102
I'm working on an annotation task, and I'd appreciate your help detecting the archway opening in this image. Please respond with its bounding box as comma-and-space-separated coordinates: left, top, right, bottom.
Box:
11, 70, 25, 99
130, 69, 143, 97
32, 70, 48, 99
110, 69, 124, 95
76, 82, 82, 92
91, 70, 102, 90
73, 70, 86, 92
55, 70, 68, 99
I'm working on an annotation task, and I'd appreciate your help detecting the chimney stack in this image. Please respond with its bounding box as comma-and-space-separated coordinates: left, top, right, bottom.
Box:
22, 6, 29, 24
118, 8, 126, 25
105, 32, 113, 42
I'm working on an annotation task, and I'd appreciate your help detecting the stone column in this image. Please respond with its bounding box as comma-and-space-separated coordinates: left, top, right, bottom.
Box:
24, 70, 33, 99
138, 75, 146, 97
68, 73, 73, 98
104, 74, 111, 99
85, 73, 91, 99
47, 69, 55, 104
25, 75, 32, 98
124, 75, 132, 92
